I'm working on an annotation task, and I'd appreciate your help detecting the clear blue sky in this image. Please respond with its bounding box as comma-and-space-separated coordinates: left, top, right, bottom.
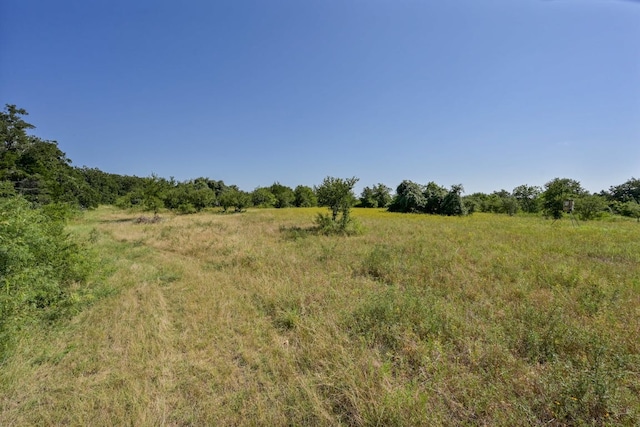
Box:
1, 0, 638, 194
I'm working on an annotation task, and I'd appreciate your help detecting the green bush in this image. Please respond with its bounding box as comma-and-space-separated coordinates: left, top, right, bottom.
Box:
0, 195, 91, 359
314, 212, 362, 235
314, 176, 360, 234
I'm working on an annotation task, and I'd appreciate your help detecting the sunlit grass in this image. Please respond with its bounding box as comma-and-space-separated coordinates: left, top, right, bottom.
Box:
1, 206, 638, 425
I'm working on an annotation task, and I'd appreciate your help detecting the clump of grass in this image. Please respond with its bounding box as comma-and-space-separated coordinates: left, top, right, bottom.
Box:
314, 212, 363, 236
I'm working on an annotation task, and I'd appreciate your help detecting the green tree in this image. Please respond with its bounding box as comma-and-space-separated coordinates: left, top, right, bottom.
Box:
1, 105, 100, 208
441, 184, 468, 216
463, 192, 490, 213
219, 189, 251, 213
0, 104, 34, 180
251, 187, 276, 208
360, 183, 392, 208
423, 182, 448, 214
142, 174, 167, 215
269, 182, 295, 208
233, 191, 251, 212
293, 185, 317, 207
372, 183, 392, 208
359, 186, 378, 208
487, 190, 517, 215
78, 167, 123, 205
541, 178, 586, 219
512, 184, 541, 213
620, 200, 640, 222
315, 176, 359, 232
165, 180, 216, 213
208, 180, 229, 202
575, 194, 607, 220
218, 190, 235, 212
608, 178, 640, 204
388, 180, 426, 213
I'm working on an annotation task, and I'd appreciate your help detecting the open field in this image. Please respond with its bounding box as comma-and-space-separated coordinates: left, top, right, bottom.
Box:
1, 207, 639, 426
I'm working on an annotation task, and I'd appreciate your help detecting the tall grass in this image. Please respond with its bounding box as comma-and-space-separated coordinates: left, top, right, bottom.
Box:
1, 207, 638, 425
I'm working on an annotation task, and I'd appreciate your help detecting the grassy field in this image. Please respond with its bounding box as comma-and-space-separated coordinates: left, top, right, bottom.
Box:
1, 206, 638, 426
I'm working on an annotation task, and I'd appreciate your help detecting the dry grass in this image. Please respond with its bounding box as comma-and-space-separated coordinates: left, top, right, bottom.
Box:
1, 206, 638, 426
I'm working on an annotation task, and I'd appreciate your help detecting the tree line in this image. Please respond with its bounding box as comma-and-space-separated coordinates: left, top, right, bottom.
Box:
463, 178, 640, 221
2, 104, 639, 221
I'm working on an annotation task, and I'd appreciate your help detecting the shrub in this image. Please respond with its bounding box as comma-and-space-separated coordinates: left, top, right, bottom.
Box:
575, 194, 607, 221
0, 195, 90, 359
314, 176, 360, 234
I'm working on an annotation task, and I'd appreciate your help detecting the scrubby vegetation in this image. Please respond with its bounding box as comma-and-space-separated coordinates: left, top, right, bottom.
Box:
0, 191, 93, 360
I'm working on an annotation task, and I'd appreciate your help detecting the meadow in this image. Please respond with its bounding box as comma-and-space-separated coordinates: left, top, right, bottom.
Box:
1, 207, 638, 426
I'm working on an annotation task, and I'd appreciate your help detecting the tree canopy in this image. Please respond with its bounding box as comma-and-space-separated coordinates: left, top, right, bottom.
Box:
541, 178, 587, 219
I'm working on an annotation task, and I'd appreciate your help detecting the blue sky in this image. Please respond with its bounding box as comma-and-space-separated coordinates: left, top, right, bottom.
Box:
1, 0, 638, 194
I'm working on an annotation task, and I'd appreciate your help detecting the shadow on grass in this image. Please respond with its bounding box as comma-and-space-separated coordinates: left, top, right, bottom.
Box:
99, 218, 137, 224
279, 225, 320, 240
279, 224, 361, 240
99, 215, 162, 224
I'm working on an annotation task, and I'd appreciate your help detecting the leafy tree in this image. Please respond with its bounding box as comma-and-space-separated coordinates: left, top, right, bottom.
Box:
142, 174, 167, 215
0, 105, 34, 181
115, 189, 144, 209
219, 189, 251, 212
207, 180, 229, 202
388, 180, 426, 213
372, 183, 392, 208
423, 182, 448, 214
218, 190, 235, 212
620, 201, 640, 222
607, 178, 640, 204
269, 182, 295, 208
189, 181, 216, 210
315, 176, 359, 232
575, 194, 607, 220
293, 185, 317, 207
78, 167, 124, 205
463, 192, 490, 213
164, 180, 215, 213
541, 178, 586, 219
441, 184, 467, 216
388, 180, 467, 216
485, 190, 517, 215
512, 184, 541, 213
361, 183, 392, 208
251, 187, 276, 208
1, 105, 100, 208
233, 191, 251, 212
359, 186, 378, 208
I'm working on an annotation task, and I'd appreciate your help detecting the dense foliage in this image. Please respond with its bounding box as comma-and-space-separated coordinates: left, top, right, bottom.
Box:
0, 192, 91, 359
314, 176, 360, 234
388, 180, 468, 216
359, 183, 392, 208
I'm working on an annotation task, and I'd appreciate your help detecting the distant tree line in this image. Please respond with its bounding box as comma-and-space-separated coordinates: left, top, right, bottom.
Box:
463, 177, 640, 221
2, 104, 639, 221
